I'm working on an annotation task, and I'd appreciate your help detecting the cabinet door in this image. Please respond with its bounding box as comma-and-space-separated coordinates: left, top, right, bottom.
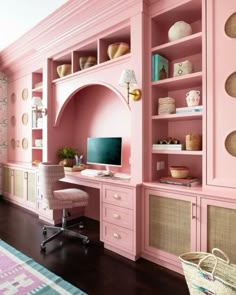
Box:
144, 189, 197, 264
25, 171, 36, 208
3, 167, 12, 195
13, 169, 24, 199
206, 0, 236, 188
201, 198, 236, 264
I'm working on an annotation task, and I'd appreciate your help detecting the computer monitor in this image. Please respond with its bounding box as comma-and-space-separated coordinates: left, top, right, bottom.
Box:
87, 137, 122, 173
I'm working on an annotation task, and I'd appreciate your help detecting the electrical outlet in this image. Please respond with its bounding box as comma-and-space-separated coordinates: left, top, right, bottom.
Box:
157, 161, 165, 171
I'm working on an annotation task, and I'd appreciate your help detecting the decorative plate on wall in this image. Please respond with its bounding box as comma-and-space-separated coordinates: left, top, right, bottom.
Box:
22, 138, 28, 150
225, 12, 236, 38
225, 131, 236, 157
11, 138, 15, 149
225, 72, 236, 98
10, 115, 16, 127
11, 93, 16, 104
22, 88, 29, 100
22, 113, 29, 125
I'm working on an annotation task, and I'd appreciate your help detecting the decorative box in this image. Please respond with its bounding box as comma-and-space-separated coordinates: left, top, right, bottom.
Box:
152, 54, 169, 81
158, 97, 176, 115
173, 60, 192, 77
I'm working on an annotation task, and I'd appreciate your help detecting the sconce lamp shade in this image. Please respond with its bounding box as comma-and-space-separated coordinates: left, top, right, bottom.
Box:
31, 96, 43, 108
119, 69, 141, 104
119, 69, 137, 87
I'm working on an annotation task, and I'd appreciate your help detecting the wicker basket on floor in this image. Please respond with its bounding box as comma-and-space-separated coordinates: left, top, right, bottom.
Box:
179, 248, 236, 295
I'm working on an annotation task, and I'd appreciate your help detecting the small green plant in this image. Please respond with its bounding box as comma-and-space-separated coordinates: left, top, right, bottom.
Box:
56, 146, 78, 159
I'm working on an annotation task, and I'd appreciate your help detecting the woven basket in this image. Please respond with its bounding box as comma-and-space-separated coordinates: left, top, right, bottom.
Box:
186, 134, 202, 150
179, 248, 236, 295
158, 97, 176, 115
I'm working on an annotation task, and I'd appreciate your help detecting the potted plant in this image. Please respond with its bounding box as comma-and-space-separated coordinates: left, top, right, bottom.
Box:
56, 146, 78, 167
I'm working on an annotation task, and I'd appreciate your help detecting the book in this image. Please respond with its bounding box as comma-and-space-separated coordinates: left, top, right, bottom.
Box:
159, 176, 200, 187
176, 105, 203, 114
152, 54, 169, 81
152, 144, 184, 150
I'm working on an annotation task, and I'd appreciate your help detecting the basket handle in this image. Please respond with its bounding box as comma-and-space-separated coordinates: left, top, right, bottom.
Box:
212, 248, 230, 264
197, 254, 218, 279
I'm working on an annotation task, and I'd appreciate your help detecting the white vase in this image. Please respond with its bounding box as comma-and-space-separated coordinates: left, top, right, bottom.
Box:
168, 21, 192, 42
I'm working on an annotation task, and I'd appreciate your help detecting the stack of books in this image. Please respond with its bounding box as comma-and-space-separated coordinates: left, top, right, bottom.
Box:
159, 176, 200, 187
152, 54, 169, 81
152, 144, 184, 151
176, 105, 203, 114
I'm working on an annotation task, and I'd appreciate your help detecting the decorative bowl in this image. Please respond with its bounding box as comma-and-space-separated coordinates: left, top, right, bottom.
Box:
79, 56, 97, 70
107, 42, 130, 59
57, 64, 71, 78
170, 166, 189, 178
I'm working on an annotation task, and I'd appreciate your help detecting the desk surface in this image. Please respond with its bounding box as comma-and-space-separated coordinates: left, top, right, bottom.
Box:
63, 171, 138, 189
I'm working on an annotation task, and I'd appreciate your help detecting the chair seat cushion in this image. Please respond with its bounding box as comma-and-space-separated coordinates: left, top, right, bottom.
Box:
54, 188, 89, 202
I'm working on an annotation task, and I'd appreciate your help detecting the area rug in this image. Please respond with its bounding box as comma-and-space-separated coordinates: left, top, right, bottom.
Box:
0, 240, 86, 294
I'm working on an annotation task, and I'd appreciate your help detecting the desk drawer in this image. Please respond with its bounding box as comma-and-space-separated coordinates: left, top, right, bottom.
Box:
102, 221, 133, 252
103, 203, 133, 230
102, 185, 133, 209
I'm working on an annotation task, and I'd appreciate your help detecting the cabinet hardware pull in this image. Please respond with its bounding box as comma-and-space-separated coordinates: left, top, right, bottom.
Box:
191, 203, 196, 219
113, 213, 120, 219
113, 194, 120, 200
113, 232, 121, 239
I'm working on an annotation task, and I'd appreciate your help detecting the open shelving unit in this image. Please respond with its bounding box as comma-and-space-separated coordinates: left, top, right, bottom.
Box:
149, 0, 203, 184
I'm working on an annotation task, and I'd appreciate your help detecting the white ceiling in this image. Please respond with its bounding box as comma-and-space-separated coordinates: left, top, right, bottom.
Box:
0, 0, 68, 50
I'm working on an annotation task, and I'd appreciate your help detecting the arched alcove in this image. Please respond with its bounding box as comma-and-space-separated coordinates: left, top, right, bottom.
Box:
54, 84, 131, 173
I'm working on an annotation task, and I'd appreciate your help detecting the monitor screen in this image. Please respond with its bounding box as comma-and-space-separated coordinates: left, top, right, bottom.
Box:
87, 137, 122, 167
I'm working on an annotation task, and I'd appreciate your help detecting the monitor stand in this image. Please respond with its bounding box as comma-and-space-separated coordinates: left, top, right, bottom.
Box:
102, 165, 114, 177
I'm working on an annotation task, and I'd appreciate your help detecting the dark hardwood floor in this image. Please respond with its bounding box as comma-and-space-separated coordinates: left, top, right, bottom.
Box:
0, 198, 189, 295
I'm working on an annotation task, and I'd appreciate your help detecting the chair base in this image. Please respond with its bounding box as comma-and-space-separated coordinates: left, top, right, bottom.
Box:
40, 210, 90, 251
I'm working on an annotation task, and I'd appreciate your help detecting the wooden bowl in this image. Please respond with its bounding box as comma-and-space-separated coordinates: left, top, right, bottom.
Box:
57, 64, 71, 78
170, 166, 189, 178
107, 42, 130, 59
79, 56, 97, 70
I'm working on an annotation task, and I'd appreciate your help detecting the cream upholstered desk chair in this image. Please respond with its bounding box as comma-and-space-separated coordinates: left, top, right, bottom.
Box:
39, 163, 90, 251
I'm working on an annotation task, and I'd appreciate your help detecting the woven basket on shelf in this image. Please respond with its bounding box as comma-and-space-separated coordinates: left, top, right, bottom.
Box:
158, 97, 176, 115
179, 248, 236, 295
186, 134, 202, 151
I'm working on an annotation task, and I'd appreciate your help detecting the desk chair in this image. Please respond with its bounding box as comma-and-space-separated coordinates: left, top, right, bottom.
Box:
39, 163, 90, 251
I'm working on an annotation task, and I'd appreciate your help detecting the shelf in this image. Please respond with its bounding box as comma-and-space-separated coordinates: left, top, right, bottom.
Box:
32, 128, 43, 131
152, 112, 202, 121
52, 53, 131, 83
32, 86, 43, 93
32, 147, 43, 150
152, 150, 203, 155
152, 71, 202, 90
152, 32, 202, 60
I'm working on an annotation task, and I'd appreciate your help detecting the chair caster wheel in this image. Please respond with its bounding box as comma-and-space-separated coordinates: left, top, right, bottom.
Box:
82, 238, 90, 245
79, 222, 84, 229
40, 243, 46, 251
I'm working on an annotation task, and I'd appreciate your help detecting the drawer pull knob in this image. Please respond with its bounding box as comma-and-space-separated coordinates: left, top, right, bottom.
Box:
113, 232, 121, 239
113, 213, 120, 219
113, 194, 120, 200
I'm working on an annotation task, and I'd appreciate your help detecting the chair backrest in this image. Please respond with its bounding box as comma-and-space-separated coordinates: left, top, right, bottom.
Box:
39, 163, 65, 201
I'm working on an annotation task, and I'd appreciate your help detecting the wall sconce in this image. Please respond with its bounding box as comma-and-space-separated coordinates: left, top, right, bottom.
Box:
31, 96, 47, 128
119, 69, 141, 105
31, 96, 47, 116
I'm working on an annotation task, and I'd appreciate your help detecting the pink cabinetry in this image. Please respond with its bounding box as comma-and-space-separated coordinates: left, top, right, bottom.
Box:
206, 0, 236, 188
201, 197, 236, 265
101, 184, 141, 261
142, 187, 197, 273
2, 164, 37, 212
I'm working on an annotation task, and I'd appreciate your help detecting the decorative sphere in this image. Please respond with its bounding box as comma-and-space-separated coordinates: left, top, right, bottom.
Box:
168, 21, 192, 42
